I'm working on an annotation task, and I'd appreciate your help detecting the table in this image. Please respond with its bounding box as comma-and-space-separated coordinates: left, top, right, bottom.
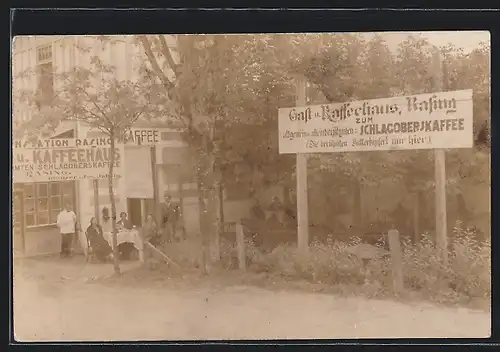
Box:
103, 229, 144, 262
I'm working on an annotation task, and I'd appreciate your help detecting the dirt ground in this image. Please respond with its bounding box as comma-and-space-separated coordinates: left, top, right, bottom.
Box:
12, 255, 491, 342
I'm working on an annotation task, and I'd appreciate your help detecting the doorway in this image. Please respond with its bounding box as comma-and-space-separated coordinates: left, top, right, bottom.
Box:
143, 199, 156, 219
127, 198, 143, 227
126, 198, 156, 227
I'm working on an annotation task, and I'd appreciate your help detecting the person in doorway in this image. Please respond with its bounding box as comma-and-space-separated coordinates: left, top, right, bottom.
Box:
56, 204, 77, 258
160, 193, 180, 242
86, 217, 113, 262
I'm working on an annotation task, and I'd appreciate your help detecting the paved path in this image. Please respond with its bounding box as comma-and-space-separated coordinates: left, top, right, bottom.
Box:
13, 257, 491, 341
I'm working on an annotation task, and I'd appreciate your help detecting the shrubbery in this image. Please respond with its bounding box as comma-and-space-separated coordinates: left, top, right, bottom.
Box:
220, 222, 491, 304
158, 222, 490, 305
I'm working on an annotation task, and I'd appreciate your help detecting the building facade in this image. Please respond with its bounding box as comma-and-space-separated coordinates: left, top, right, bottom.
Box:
12, 35, 203, 257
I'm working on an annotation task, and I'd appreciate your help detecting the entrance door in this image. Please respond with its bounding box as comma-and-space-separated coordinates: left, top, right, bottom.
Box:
127, 198, 143, 227
13, 190, 25, 255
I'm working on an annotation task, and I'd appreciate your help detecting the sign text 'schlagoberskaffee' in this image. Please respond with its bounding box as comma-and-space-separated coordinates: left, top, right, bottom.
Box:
278, 89, 473, 154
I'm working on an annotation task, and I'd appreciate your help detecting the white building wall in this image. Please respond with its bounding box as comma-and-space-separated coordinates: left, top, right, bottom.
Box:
76, 122, 128, 232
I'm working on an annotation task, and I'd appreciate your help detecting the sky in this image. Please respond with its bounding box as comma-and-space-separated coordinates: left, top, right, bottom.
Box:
362, 30, 490, 53
13, 31, 490, 53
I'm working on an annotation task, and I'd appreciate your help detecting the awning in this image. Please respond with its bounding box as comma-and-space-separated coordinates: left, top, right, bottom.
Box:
50, 129, 75, 139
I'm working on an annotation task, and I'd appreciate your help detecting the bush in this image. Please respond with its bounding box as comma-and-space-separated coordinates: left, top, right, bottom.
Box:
219, 221, 490, 304
401, 223, 491, 302
155, 222, 490, 305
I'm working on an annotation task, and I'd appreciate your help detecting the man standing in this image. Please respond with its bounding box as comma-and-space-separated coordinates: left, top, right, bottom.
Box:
160, 193, 180, 243
57, 203, 77, 258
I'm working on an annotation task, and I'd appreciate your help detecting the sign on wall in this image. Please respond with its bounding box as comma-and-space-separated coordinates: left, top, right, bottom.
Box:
278, 89, 473, 154
123, 127, 187, 147
12, 137, 125, 183
124, 146, 154, 198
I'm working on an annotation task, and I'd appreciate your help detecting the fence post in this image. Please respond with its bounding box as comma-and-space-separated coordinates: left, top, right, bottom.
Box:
235, 222, 246, 271
387, 228, 404, 294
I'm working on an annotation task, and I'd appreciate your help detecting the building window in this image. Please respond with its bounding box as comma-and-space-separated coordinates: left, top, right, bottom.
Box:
35, 44, 54, 109
24, 181, 75, 227
37, 44, 53, 63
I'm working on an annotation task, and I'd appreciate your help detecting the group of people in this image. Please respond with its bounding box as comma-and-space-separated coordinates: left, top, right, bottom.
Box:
55, 192, 182, 263
249, 196, 295, 228
243, 196, 296, 249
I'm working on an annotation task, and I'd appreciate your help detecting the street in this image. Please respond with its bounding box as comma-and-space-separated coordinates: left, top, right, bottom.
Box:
13, 257, 491, 341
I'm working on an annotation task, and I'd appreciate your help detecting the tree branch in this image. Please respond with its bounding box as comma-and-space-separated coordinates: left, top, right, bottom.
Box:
158, 35, 179, 77
138, 35, 174, 91
59, 71, 113, 125
70, 115, 111, 136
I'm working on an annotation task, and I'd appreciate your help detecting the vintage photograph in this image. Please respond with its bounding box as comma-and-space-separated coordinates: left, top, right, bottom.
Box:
12, 31, 491, 341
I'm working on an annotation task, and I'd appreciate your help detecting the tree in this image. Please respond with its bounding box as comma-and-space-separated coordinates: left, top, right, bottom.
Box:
15, 37, 165, 274
137, 34, 303, 270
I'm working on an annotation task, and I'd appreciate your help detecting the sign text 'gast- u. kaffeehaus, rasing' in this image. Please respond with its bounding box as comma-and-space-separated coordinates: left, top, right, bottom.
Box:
278, 89, 473, 154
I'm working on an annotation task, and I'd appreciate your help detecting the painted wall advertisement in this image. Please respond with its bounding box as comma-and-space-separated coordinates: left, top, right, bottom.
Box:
12, 137, 125, 183
278, 89, 473, 154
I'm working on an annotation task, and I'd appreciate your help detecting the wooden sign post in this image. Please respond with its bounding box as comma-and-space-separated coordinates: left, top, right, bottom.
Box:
295, 76, 310, 257
387, 229, 404, 294
236, 222, 246, 271
432, 48, 449, 264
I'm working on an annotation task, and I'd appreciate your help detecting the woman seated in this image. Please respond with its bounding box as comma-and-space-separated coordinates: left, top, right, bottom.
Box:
116, 212, 138, 260
117, 212, 133, 231
86, 217, 113, 262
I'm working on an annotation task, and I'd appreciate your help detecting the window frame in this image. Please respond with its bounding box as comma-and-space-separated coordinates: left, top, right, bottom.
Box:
24, 181, 75, 228
36, 44, 53, 64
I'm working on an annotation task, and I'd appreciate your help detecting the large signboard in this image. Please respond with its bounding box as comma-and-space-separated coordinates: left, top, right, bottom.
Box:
12, 137, 125, 183
278, 89, 473, 154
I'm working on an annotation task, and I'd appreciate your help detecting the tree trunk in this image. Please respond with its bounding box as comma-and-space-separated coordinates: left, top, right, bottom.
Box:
353, 180, 362, 230
196, 171, 211, 275
218, 177, 225, 250
194, 140, 211, 274
207, 176, 220, 262
178, 179, 186, 239
413, 192, 420, 244
108, 133, 120, 275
